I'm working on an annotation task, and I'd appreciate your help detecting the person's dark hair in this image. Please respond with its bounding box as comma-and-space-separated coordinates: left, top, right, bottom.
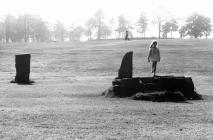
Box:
149, 40, 158, 48
153, 41, 157, 45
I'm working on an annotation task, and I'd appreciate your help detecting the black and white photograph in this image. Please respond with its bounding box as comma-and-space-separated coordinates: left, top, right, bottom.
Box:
0, 0, 213, 139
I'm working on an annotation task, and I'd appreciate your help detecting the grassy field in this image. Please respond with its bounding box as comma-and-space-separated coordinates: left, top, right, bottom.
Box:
0, 39, 213, 139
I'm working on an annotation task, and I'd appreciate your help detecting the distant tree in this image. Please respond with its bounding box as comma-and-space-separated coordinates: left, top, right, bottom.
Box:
85, 18, 96, 40
4, 15, 16, 43
0, 22, 5, 42
185, 13, 212, 38
11, 18, 22, 42
94, 9, 105, 40
152, 7, 171, 38
31, 17, 50, 42
14, 15, 27, 42
2, 14, 51, 43
162, 22, 171, 38
153, 14, 164, 39
109, 18, 115, 38
53, 21, 66, 41
116, 15, 130, 38
100, 24, 112, 39
69, 25, 85, 41
169, 19, 178, 38
179, 26, 187, 39
162, 19, 178, 38
137, 12, 148, 38
17, 14, 34, 42
23, 14, 33, 42
202, 17, 212, 39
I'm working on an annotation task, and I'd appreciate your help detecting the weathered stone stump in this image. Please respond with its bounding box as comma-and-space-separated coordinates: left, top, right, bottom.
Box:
113, 78, 140, 97
11, 54, 33, 84
103, 76, 202, 101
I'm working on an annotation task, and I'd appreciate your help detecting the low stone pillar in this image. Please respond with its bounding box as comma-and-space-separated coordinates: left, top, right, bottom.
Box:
14, 54, 32, 84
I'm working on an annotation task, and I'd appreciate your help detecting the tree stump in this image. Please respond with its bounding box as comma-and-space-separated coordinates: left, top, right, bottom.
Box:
14, 54, 32, 84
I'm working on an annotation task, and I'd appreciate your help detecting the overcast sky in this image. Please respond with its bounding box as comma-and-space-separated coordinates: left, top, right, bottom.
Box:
0, 0, 212, 37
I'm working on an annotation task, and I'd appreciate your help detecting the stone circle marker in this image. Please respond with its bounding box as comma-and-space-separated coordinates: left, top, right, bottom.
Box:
118, 51, 133, 79
11, 54, 33, 84
103, 51, 202, 102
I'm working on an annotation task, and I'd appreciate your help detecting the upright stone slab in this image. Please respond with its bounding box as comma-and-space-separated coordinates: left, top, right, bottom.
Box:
15, 54, 31, 83
125, 31, 129, 40
118, 51, 133, 79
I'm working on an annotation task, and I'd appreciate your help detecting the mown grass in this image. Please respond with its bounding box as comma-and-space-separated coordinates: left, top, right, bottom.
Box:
0, 39, 213, 139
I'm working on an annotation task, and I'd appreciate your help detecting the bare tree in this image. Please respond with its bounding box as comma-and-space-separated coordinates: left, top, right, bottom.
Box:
94, 9, 105, 40
109, 18, 115, 38
179, 26, 187, 39
53, 21, 66, 41
100, 24, 112, 39
162, 22, 170, 38
2, 14, 50, 43
162, 19, 178, 38
15, 14, 34, 42
169, 19, 178, 38
116, 15, 130, 38
69, 25, 85, 41
31, 17, 50, 42
0, 22, 5, 42
4, 15, 16, 43
152, 7, 171, 38
85, 18, 96, 40
137, 12, 148, 38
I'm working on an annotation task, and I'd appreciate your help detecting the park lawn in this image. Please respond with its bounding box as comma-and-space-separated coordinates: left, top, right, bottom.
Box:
0, 39, 213, 139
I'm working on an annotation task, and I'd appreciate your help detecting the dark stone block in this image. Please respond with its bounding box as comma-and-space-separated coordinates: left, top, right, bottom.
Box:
104, 75, 202, 101
112, 78, 140, 97
138, 76, 201, 100
113, 85, 137, 97
164, 91, 187, 102
118, 51, 133, 79
12, 54, 34, 84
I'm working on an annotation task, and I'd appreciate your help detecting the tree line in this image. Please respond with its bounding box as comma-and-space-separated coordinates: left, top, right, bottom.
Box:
0, 10, 212, 43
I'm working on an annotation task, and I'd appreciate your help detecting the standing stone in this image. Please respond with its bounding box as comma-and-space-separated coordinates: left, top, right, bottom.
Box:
15, 54, 31, 83
125, 30, 129, 40
118, 51, 133, 79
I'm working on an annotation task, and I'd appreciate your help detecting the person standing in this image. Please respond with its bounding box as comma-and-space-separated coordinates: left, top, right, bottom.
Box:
148, 40, 160, 76
125, 30, 129, 40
